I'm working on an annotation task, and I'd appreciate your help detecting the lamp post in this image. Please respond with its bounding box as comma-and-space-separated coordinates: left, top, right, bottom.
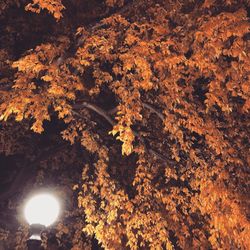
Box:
24, 193, 60, 250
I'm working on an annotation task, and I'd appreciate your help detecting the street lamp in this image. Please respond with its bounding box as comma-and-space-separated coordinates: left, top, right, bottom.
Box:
24, 193, 60, 249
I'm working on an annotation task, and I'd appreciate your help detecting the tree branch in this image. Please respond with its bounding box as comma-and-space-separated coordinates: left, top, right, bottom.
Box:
73, 102, 115, 126
73, 102, 170, 162
105, 102, 165, 122
142, 102, 165, 121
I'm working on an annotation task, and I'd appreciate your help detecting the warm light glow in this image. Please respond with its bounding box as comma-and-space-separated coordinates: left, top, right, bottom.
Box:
24, 193, 60, 227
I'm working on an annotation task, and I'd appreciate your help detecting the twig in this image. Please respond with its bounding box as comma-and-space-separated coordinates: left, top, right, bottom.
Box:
149, 149, 169, 162
73, 102, 115, 126
100, 102, 165, 121
142, 102, 165, 121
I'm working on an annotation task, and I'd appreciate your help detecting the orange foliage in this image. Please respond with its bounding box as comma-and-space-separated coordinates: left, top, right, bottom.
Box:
0, 0, 249, 249
25, 0, 65, 20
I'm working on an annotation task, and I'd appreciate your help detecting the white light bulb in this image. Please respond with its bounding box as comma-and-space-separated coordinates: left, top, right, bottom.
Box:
24, 193, 60, 227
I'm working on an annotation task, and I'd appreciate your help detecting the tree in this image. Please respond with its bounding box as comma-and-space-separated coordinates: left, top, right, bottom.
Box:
0, 0, 249, 249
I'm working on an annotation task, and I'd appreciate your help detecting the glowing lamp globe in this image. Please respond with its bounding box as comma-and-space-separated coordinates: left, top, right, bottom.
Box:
24, 193, 60, 227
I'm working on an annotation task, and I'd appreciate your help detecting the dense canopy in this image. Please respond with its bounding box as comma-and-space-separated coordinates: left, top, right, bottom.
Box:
0, 0, 249, 249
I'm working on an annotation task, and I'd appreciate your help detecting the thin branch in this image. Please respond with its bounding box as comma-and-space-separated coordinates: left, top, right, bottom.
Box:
93, 102, 165, 121
142, 102, 165, 121
148, 149, 170, 162
73, 102, 115, 126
